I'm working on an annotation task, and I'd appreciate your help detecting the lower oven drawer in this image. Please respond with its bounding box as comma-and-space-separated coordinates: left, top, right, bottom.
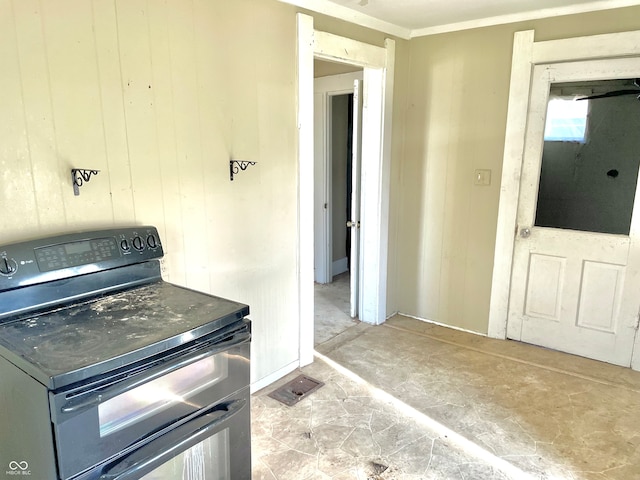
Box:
49, 320, 250, 480
90, 386, 251, 480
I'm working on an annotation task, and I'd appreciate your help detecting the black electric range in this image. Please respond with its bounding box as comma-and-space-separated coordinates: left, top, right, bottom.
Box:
0, 226, 252, 480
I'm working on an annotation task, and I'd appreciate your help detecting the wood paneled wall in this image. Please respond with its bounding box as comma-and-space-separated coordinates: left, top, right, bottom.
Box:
0, 0, 299, 385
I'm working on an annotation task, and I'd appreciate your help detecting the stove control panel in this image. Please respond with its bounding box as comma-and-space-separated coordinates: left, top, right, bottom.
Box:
0, 226, 163, 292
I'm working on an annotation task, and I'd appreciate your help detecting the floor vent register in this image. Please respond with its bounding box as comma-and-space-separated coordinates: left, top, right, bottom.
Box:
268, 375, 324, 406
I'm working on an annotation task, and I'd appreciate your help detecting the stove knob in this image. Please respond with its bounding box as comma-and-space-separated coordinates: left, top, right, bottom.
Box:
120, 239, 130, 252
132, 236, 145, 251
0, 257, 17, 276
146, 234, 158, 249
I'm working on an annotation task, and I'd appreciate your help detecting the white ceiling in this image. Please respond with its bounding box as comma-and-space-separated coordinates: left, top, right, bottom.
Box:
279, 0, 640, 38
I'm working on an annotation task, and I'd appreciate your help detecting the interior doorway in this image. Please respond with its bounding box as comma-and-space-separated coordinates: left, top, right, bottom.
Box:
296, 13, 396, 367
313, 67, 363, 345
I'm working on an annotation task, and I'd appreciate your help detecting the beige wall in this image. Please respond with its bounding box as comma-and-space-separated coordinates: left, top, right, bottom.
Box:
0, 0, 299, 385
314, 59, 360, 78
396, 6, 640, 333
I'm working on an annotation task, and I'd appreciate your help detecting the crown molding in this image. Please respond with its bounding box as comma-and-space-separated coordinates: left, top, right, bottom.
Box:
411, 0, 640, 37
279, 0, 640, 39
278, 0, 411, 39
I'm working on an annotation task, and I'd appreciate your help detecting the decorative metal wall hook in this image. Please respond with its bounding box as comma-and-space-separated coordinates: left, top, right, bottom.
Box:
229, 160, 257, 181
71, 168, 100, 196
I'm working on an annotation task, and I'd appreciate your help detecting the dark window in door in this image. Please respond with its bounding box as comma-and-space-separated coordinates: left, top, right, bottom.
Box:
535, 79, 640, 235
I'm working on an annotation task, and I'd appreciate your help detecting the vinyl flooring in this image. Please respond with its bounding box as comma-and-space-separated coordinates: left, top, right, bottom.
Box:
251, 275, 640, 479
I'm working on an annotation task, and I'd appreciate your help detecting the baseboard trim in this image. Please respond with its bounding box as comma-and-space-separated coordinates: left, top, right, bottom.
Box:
395, 312, 487, 337
332, 257, 348, 276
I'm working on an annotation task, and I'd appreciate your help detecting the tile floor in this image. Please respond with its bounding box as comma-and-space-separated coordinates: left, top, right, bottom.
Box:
251, 275, 640, 479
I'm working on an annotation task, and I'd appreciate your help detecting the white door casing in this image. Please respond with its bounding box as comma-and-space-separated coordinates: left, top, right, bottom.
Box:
297, 14, 395, 367
350, 79, 364, 318
489, 29, 640, 369
508, 58, 640, 366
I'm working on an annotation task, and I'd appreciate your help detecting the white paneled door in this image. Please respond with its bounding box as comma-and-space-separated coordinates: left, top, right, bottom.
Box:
349, 79, 363, 318
507, 59, 640, 366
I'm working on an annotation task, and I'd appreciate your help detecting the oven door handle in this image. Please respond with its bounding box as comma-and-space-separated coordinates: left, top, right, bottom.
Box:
61, 330, 251, 414
99, 398, 246, 480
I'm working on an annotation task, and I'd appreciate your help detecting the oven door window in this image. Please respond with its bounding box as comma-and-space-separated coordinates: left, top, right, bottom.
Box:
140, 429, 230, 480
99, 355, 228, 437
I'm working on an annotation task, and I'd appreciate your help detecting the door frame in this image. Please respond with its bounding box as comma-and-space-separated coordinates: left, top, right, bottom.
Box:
314, 72, 364, 285
488, 28, 640, 368
297, 13, 395, 366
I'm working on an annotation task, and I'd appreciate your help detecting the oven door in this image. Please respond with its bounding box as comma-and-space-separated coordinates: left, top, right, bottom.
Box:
49, 320, 250, 480
96, 386, 250, 480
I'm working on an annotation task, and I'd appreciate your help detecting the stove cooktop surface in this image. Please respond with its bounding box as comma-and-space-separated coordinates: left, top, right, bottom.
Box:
0, 281, 249, 390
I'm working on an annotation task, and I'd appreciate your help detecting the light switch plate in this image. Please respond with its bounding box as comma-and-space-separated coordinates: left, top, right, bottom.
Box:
474, 169, 491, 186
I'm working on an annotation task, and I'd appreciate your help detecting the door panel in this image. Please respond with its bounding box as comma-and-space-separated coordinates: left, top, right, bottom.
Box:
524, 253, 565, 321
577, 261, 624, 333
508, 58, 640, 367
